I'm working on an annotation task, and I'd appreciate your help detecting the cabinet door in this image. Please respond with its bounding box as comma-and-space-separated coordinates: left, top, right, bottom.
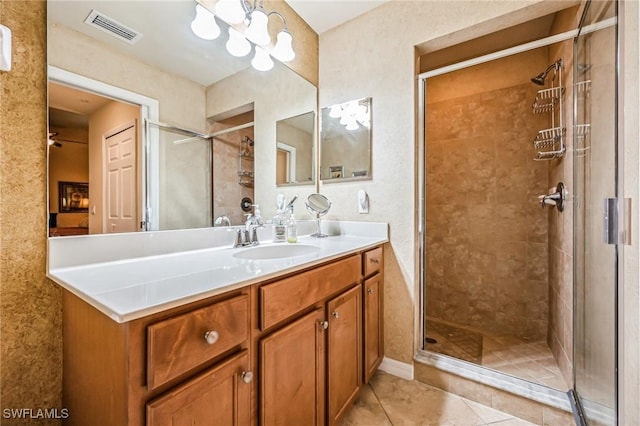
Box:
146, 350, 251, 426
260, 308, 326, 426
327, 285, 362, 425
364, 274, 383, 383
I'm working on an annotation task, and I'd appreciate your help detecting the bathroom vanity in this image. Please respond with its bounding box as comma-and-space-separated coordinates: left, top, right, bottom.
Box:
48, 222, 386, 425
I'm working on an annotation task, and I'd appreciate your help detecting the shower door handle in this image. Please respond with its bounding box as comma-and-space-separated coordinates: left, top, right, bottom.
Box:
604, 198, 632, 245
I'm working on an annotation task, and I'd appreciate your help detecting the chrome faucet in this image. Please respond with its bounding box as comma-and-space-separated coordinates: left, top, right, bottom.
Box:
234, 205, 263, 247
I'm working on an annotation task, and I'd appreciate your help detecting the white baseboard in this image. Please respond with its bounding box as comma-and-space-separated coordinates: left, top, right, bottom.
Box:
378, 357, 414, 381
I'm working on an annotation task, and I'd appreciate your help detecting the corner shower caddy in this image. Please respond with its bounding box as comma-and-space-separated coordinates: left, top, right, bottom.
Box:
531, 59, 565, 160
238, 136, 254, 188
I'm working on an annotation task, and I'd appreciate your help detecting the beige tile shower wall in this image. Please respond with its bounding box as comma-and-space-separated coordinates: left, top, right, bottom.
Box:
0, 1, 63, 422
425, 50, 550, 341
212, 125, 255, 225
319, 0, 575, 364
546, 14, 577, 386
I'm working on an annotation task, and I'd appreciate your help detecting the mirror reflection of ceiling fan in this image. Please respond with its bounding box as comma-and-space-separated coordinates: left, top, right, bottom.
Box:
48, 132, 86, 148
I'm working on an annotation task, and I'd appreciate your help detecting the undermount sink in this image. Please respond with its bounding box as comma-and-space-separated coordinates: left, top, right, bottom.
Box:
233, 244, 320, 260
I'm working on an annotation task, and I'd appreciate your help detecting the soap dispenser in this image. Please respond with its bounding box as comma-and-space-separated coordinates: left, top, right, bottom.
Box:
272, 209, 286, 243
287, 213, 297, 243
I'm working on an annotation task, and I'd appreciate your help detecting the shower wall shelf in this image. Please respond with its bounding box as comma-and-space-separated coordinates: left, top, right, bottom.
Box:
576, 80, 591, 100
238, 142, 255, 188
575, 123, 591, 157
531, 59, 565, 161
532, 87, 565, 113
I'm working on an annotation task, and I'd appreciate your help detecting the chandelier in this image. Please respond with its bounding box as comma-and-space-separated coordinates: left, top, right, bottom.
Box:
329, 100, 370, 131
190, 0, 295, 72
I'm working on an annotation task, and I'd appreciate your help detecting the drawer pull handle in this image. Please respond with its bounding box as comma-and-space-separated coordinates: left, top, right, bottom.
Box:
241, 370, 254, 384
370, 258, 380, 264
367, 288, 374, 294
332, 311, 340, 319
204, 330, 219, 345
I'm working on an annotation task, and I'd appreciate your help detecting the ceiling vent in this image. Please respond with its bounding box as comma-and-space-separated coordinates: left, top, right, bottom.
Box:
83, 10, 143, 45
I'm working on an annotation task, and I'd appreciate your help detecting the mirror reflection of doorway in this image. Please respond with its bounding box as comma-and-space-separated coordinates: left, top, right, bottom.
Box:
48, 82, 141, 236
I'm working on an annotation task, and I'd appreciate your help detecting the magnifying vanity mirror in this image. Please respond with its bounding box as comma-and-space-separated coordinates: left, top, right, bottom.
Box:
276, 111, 316, 186
305, 193, 331, 238
46, 0, 317, 236
320, 97, 372, 182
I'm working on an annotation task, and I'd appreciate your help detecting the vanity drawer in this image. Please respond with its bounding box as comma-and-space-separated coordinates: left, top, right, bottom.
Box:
260, 255, 361, 330
363, 247, 383, 277
147, 294, 249, 390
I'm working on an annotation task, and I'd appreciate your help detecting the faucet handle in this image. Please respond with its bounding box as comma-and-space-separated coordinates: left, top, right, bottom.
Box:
234, 229, 243, 248
251, 227, 260, 245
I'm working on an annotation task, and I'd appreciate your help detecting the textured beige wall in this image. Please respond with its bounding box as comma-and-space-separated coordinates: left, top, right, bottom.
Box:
0, 1, 63, 423
425, 50, 550, 341
318, 0, 563, 363
48, 23, 207, 133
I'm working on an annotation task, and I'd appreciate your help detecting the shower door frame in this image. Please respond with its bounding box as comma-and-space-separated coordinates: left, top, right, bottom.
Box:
416, 12, 619, 411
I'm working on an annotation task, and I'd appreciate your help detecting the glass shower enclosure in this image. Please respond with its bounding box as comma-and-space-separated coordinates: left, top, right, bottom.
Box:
572, 1, 619, 424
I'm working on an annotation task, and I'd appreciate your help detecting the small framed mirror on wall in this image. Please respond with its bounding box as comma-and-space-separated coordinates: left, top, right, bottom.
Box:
320, 97, 372, 182
276, 111, 316, 186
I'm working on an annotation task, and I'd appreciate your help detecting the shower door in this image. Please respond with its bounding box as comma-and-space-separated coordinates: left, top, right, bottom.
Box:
572, 1, 618, 424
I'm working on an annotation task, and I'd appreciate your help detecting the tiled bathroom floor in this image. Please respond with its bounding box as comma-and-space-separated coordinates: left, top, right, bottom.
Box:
340, 371, 538, 425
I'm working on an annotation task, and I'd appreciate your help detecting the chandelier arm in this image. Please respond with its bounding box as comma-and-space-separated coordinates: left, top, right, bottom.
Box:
267, 11, 288, 30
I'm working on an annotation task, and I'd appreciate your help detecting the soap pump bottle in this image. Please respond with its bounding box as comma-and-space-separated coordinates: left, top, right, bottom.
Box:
272, 209, 286, 243
287, 213, 297, 243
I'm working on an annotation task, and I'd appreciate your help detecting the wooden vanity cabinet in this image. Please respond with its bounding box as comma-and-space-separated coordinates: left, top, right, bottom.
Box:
62, 244, 384, 426
327, 284, 362, 424
62, 289, 252, 426
363, 247, 384, 384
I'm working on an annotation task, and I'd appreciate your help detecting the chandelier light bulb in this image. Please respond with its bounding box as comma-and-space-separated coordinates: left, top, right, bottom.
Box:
215, 0, 246, 24
245, 9, 270, 46
345, 119, 359, 131
329, 105, 342, 118
191, 4, 220, 40
271, 30, 295, 62
226, 27, 251, 57
251, 46, 274, 71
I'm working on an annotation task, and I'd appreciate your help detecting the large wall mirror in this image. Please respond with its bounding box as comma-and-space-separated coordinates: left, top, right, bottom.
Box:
276, 111, 315, 186
47, 1, 317, 237
320, 97, 372, 182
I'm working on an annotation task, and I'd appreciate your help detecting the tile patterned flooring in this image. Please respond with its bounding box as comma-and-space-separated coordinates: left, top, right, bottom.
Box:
481, 338, 569, 391
425, 319, 570, 391
341, 371, 538, 426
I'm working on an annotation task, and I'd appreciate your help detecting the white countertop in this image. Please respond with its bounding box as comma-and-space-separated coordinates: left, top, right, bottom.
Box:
47, 221, 388, 323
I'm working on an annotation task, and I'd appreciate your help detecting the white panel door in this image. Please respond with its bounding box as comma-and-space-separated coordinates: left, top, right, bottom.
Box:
104, 122, 137, 233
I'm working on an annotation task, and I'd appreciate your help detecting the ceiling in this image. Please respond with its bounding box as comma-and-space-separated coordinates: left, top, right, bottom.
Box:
284, 0, 390, 35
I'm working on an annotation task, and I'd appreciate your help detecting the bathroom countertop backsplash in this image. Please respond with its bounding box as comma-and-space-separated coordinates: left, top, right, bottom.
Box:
47, 221, 388, 323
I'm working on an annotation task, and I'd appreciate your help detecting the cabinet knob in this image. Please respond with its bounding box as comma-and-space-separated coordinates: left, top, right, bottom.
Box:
320, 320, 329, 330
332, 311, 340, 319
367, 287, 374, 295
204, 330, 219, 345
370, 258, 380, 264
241, 370, 254, 384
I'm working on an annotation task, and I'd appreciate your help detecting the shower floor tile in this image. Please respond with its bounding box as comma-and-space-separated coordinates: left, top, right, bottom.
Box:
340, 371, 538, 426
425, 319, 570, 391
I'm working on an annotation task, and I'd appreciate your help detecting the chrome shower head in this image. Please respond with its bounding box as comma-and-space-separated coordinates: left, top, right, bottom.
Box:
531, 73, 547, 86
531, 60, 562, 86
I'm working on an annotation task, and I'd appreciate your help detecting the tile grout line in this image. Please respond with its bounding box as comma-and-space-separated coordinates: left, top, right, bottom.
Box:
367, 382, 396, 425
